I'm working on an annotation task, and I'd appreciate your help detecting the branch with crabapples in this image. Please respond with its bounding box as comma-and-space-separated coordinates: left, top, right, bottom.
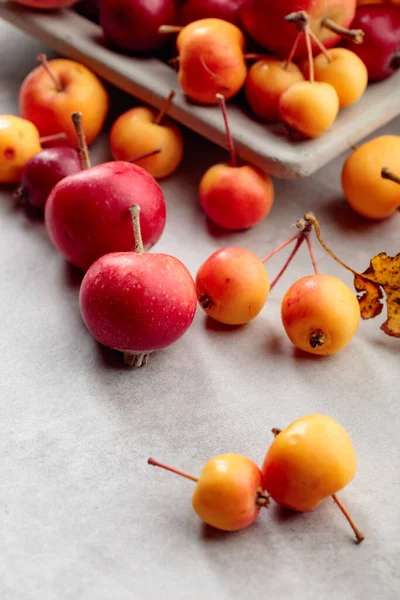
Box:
267, 212, 400, 338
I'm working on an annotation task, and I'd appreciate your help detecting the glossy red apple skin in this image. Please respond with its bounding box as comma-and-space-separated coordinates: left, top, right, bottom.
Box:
240, 0, 357, 59
341, 5, 400, 81
79, 252, 197, 352
45, 162, 166, 270
20, 147, 81, 210
99, 0, 177, 54
179, 0, 245, 27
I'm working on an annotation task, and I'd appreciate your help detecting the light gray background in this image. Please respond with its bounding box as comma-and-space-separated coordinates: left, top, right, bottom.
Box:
1, 18, 399, 600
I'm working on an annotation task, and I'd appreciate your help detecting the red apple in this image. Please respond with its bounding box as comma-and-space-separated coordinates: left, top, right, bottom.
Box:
99, 0, 177, 54
75, 0, 99, 22
19, 56, 109, 147
12, 0, 79, 8
240, 0, 357, 59
79, 205, 197, 367
179, 0, 245, 27
18, 146, 81, 210
45, 161, 166, 270
341, 5, 400, 81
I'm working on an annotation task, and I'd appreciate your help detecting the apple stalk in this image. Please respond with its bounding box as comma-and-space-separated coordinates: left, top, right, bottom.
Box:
123, 205, 150, 368
71, 112, 91, 170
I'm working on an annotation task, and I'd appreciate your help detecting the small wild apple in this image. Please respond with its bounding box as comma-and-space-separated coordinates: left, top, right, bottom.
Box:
79, 205, 197, 367
100, 0, 177, 54
19, 55, 109, 146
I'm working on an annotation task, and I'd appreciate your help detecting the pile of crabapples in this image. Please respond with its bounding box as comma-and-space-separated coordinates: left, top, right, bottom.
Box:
149, 413, 365, 543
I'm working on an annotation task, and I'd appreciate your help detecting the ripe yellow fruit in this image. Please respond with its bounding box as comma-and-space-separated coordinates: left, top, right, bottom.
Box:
281, 274, 361, 355
311, 48, 368, 108
278, 81, 339, 138
0, 115, 41, 183
342, 135, 400, 219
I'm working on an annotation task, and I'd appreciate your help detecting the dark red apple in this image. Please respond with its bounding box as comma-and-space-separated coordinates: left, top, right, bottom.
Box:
179, 0, 245, 27
341, 5, 400, 81
75, 0, 100, 22
79, 205, 197, 367
99, 0, 177, 54
18, 147, 81, 210
45, 161, 166, 270
240, 0, 357, 59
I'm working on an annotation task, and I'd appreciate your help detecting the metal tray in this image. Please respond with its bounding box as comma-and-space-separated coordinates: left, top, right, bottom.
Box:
1, 0, 399, 178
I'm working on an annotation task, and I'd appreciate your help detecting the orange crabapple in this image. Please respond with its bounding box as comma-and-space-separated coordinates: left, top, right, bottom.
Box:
278, 80, 339, 138
281, 274, 361, 355
195, 247, 270, 325
199, 94, 274, 231
245, 58, 305, 122
302, 47, 368, 108
148, 453, 269, 532
342, 135, 400, 220
262, 414, 364, 542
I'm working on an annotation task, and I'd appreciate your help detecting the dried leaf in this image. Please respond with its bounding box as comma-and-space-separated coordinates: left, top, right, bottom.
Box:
355, 253, 400, 337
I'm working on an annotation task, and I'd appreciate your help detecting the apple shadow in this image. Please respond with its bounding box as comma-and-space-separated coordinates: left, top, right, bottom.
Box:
293, 347, 332, 362
64, 262, 84, 289
204, 316, 246, 334
272, 504, 301, 524
95, 342, 126, 369
205, 217, 252, 240
200, 523, 235, 542
264, 332, 286, 356
322, 196, 388, 233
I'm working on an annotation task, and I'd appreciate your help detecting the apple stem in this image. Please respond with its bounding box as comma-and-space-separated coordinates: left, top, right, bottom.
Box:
305, 233, 319, 274
304, 26, 315, 83
159, 25, 184, 34
321, 18, 364, 44
216, 93, 236, 168
124, 351, 150, 368
129, 205, 144, 255
37, 54, 63, 92
129, 148, 162, 163
270, 236, 305, 291
304, 213, 361, 279
283, 31, 302, 68
148, 458, 199, 483
283, 11, 314, 81
39, 132, 67, 146
71, 112, 91, 170
154, 90, 176, 126
381, 167, 400, 185
308, 28, 332, 63
271, 428, 282, 437
262, 233, 300, 263
332, 494, 365, 544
